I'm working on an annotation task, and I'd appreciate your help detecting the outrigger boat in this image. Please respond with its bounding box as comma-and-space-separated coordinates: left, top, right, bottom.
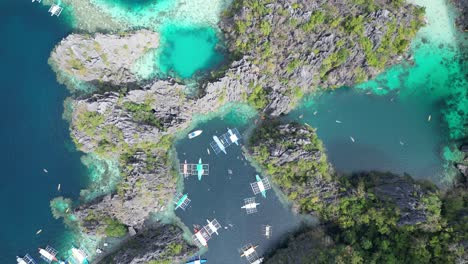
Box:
182, 160, 189, 177
250, 175, 271, 198
242, 197, 260, 214
197, 158, 204, 181
179, 159, 209, 179
188, 130, 203, 139
209, 128, 242, 155
17, 254, 37, 264
48, 4, 63, 16
262, 225, 272, 239
240, 243, 263, 263
185, 256, 207, 264
174, 193, 191, 210
68, 247, 89, 264
192, 219, 221, 247
38, 246, 58, 263
211, 135, 226, 154
240, 244, 258, 258
227, 128, 239, 145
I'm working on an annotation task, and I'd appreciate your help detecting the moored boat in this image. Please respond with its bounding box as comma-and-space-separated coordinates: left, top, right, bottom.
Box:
188, 130, 203, 139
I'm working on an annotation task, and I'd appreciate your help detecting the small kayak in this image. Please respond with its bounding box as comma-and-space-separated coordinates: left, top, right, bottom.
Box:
188, 130, 203, 139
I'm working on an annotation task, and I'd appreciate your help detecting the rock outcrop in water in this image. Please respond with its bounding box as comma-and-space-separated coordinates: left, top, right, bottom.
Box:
219, 0, 425, 115
45, 0, 431, 262
247, 121, 440, 227
99, 224, 197, 264
49, 30, 159, 93
248, 121, 466, 262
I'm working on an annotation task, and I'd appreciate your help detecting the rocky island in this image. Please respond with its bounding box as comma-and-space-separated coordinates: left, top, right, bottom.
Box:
41, 0, 467, 262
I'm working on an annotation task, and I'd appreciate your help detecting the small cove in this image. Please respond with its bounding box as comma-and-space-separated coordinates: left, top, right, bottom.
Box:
290, 0, 467, 184
174, 113, 312, 263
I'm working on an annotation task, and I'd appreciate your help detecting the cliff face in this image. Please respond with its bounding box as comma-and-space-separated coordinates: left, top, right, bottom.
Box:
99, 224, 197, 264
247, 121, 339, 214
220, 0, 425, 115
247, 121, 438, 226
46, 0, 429, 261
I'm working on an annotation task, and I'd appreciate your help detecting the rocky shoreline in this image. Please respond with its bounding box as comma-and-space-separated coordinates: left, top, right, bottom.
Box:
248, 121, 467, 263
43, 0, 468, 262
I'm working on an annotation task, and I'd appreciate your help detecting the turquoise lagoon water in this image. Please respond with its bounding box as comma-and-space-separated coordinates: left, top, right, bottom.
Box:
291, 0, 467, 184
91, 0, 228, 81
158, 25, 225, 79
0, 0, 88, 262
175, 113, 310, 263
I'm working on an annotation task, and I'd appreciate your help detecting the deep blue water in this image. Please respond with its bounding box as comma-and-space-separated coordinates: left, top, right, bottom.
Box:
175, 118, 308, 263
0, 1, 87, 262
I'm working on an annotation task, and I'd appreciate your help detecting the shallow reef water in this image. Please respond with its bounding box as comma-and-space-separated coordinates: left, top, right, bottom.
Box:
157, 25, 225, 79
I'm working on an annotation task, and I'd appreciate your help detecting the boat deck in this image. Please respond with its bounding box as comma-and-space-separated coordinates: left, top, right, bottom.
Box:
179, 163, 209, 178
39, 246, 57, 263
19, 254, 37, 264
240, 244, 260, 263
173, 193, 191, 210
210, 128, 242, 154
250, 177, 271, 195
243, 197, 258, 214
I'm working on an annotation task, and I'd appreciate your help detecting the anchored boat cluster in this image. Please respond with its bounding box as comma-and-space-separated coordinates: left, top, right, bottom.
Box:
180, 128, 272, 264
17, 245, 89, 264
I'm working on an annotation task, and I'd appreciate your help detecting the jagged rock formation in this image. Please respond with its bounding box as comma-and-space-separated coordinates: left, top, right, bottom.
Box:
264, 228, 332, 264
248, 121, 339, 214
220, 0, 425, 115
359, 172, 438, 227
49, 30, 159, 92
45, 0, 430, 262
99, 224, 197, 264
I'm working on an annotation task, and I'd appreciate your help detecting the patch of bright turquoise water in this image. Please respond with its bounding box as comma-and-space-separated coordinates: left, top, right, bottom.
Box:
88, 0, 228, 80
158, 25, 225, 79
0, 0, 88, 262
175, 115, 311, 263
293, 0, 467, 184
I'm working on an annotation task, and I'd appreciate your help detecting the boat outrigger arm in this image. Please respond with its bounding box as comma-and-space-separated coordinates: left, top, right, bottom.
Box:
250, 175, 271, 198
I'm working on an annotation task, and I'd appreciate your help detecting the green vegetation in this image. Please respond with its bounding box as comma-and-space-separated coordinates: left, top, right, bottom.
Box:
104, 217, 127, 237
249, 120, 466, 263
320, 48, 350, 78
344, 15, 365, 35
301, 10, 325, 32
313, 174, 466, 263
75, 110, 105, 137
359, 9, 425, 69
249, 120, 331, 212
247, 82, 269, 110
83, 211, 127, 237
123, 100, 164, 130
